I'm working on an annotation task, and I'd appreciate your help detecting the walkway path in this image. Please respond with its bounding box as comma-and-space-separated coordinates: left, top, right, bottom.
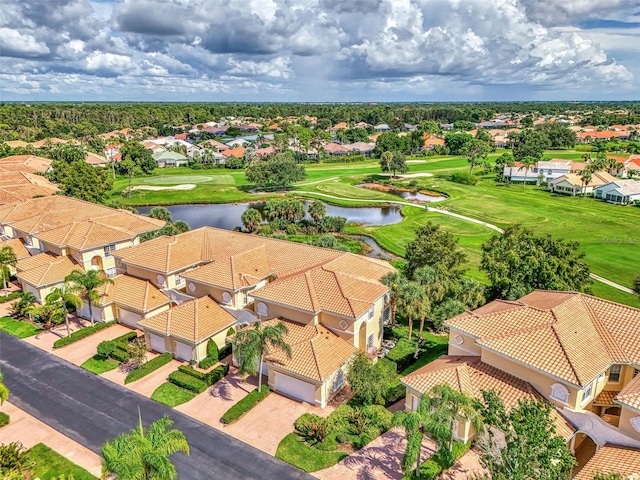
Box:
0, 331, 311, 480
296, 191, 635, 294
0, 402, 102, 477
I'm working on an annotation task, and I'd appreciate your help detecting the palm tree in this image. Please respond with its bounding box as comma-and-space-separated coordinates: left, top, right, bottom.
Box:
381, 272, 406, 326
398, 281, 422, 340
425, 384, 483, 466
520, 156, 537, 187
102, 414, 189, 480
579, 167, 593, 196
10, 291, 37, 321
633, 275, 640, 298
0, 244, 17, 297
41, 287, 83, 337
65, 269, 113, 326
308, 200, 327, 223
233, 321, 292, 391
0, 371, 9, 405
394, 395, 448, 478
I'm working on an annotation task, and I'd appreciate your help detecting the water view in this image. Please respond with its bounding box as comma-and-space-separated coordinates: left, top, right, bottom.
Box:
136, 201, 404, 231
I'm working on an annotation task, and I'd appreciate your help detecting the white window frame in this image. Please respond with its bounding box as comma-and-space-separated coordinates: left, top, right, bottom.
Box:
242, 290, 249, 306
367, 333, 374, 350
550, 383, 570, 404
367, 307, 375, 322
104, 243, 116, 256
609, 365, 621, 383
106, 267, 117, 278
175, 274, 185, 286
581, 382, 594, 405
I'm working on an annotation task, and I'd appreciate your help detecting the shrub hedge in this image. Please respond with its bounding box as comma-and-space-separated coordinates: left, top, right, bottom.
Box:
197, 355, 217, 370
110, 346, 131, 363
206, 338, 219, 363
0, 291, 22, 304
124, 352, 172, 384
178, 364, 229, 386
418, 441, 470, 480
52, 320, 116, 348
0, 412, 9, 427
168, 371, 208, 394
112, 331, 138, 345
386, 338, 417, 372
221, 385, 270, 424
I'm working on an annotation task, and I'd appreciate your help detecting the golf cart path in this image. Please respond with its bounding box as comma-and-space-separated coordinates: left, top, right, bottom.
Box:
296, 191, 635, 295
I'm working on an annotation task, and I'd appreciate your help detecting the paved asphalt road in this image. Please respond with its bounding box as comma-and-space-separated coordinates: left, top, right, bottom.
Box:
0, 331, 312, 480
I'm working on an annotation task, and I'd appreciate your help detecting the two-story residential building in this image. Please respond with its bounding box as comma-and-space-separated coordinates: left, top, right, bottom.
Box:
0, 196, 164, 303
111, 227, 395, 407
401, 290, 640, 471
503, 159, 572, 183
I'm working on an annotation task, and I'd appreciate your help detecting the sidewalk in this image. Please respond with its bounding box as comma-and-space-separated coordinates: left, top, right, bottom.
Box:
0, 402, 102, 477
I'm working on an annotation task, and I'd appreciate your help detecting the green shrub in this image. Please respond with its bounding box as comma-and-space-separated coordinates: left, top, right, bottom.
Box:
361, 404, 393, 432
418, 442, 470, 479
384, 380, 407, 406
450, 172, 478, 185
178, 364, 207, 381
295, 413, 329, 443
207, 364, 229, 385
327, 404, 353, 434
206, 338, 219, 363
386, 338, 417, 371
219, 343, 232, 359
112, 331, 138, 345
110, 346, 131, 363
198, 355, 216, 370
0, 441, 28, 471
52, 320, 116, 348
227, 327, 235, 336
0, 412, 9, 427
335, 433, 350, 444
0, 292, 22, 304
97, 340, 115, 358
168, 371, 208, 394
124, 352, 172, 384
419, 458, 443, 480
221, 386, 270, 424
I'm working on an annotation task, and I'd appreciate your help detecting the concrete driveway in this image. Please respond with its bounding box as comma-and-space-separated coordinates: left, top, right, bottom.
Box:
175, 369, 257, 428
226, 391, 334, 455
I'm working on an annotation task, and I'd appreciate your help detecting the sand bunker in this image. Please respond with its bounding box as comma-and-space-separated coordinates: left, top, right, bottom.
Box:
406, 160, 427, 164
380, 173, 433, 178
130, 184, 196, 192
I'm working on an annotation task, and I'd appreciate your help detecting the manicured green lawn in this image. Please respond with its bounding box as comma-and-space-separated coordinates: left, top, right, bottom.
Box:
151, 382, 196, 407
80, 354, 119, 375
275, 433, 348, 473
0, 316, 42, 338
26, 443, 98, 480
591, 282, 639, 308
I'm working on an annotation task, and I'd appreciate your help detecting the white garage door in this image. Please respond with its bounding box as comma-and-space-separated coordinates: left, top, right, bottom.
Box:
149, 333, 167, 353
81, 303, 102, 323
175, 342, 193, 361
274, 372, 315, 405
119, 309, 142, 329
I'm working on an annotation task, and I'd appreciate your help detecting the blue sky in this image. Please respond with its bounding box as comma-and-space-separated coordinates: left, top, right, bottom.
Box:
1, 0, 639, 102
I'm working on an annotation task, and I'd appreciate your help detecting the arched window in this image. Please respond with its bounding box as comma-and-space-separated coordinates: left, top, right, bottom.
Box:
257, 302, 268, 317
630, 417, 640, 433
222, 292, 232, 304
188, 283, 196, 293
550, 383, 570, 403
156, 275, 165, 287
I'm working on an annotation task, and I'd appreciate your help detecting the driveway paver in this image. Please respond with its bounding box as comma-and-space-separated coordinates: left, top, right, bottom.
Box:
175, 369, 257, 428
53, 324, 137, 366
0, 402, 102, 477
126, 359, 184, 397
226, 390, 334, 455
315, 428, 435, 480
23, 316, 92, 352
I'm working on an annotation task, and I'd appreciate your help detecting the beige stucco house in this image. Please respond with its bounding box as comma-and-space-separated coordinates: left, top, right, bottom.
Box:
111, 227, 395, 407
138, 295, 236, 362
403, 290, 640, 471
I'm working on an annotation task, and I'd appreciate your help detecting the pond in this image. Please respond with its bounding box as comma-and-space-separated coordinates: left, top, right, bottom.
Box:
356, 184, 446, 203
136, 201, 404, 231
346, 234, 398, 261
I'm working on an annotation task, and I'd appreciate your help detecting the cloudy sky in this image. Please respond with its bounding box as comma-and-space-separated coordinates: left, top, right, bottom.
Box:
1, 0, 639, 102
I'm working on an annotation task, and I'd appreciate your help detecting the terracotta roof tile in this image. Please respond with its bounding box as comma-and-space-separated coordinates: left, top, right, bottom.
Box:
259, 318, 357, 381
401, 356, 575, 438
1, 238, 30, 259
447, 291, 640, 387
573, 445, 640, 480
96, 274, 170, 313
36, 220, 142, 250
0, 155, 52, 173
615, 375, 640, 411
15, 252, 60, 272
17, 255, 81, 287
595, 390, 620, 405
138, 295, 235, 343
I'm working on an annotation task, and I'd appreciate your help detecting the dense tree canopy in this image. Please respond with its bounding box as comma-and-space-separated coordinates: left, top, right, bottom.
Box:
245, 153, 306, 190
48, 159, 113, 203
405, 222, 467, 278
511, 130, 552, 161
535, 122, 576, 149
481, 224, 591, 300
476, 390, 576, 480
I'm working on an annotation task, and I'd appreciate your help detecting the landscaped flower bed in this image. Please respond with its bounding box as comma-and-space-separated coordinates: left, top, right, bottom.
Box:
52, 320, 116, 348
